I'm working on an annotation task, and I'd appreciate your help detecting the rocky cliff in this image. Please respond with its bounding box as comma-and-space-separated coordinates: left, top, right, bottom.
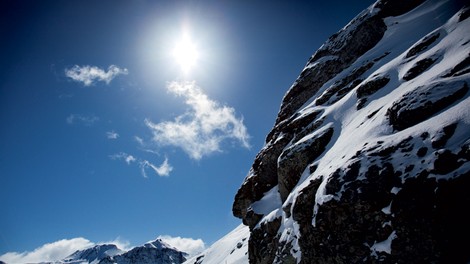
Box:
232, 0, 470, 263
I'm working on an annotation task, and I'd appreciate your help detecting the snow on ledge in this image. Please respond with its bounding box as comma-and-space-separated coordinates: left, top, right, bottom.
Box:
370, 231, 397, 255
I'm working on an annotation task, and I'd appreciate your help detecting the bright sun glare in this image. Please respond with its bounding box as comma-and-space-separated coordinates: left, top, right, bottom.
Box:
172, 34, 199, 74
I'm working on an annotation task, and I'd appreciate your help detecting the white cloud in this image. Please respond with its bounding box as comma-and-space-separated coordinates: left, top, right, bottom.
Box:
139, 158, 173, 178
109, 152, 136, 165
145, 81, 250, 160
99, 237, 131, 252
66, 114, 99, 126
134, 136, 144, 145
107, 131, 119, 139
65, 65, 128, 86
157, 235, 205, 258
110, 152, 172, 177
0, 237, 93, 264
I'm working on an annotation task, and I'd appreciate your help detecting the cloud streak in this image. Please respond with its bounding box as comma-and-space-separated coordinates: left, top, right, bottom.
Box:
106, 131, 119, 139
0, 238, 93, 264
145, 81, 250, 160
110, 152, 172, 177
110, 152, 136, 165
66, 114, 99, 126
65, 65, 128, 86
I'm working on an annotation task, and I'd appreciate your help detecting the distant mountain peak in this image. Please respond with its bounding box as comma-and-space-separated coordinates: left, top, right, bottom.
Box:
143, 238, 175, 250
64, 243, 123, 263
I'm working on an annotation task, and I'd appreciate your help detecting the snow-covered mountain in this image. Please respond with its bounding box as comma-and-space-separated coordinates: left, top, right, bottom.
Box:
37, 239, 187, 264
99, 239, 187, 264
226, 0, 470, 263
63, 244, 123, 264
184, 224, 249, 264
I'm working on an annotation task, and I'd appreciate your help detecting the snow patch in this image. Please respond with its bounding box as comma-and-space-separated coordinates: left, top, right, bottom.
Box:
370, 231, 397, 255
251, 186, 282, 216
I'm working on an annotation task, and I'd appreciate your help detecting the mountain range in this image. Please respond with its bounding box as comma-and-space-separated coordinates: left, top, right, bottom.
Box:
37, 239, 187, 264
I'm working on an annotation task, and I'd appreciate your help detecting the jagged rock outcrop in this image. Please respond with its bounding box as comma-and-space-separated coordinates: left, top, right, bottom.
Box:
233, 0, 470, 263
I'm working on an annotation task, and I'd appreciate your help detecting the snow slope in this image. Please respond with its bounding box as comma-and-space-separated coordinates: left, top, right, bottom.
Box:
183, 224, 249, 264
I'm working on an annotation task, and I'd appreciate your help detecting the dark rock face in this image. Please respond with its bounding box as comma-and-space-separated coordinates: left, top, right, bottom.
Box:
356, 75, 391, 109
233, 0, 386, 231
278, 126, 333, 202
315, 60, 377, 106
387, 81, 468, 131
233, 109, 323, 227
233, 134, 291, 227
275, 0, 426, 125
403, 57, 438, 81
443, 53, 470, 77
232, 0, 470, 263
248, 217, 282, 264
275, 14, 387, 125
374, 0, 425, 17
405, 32, 441, 59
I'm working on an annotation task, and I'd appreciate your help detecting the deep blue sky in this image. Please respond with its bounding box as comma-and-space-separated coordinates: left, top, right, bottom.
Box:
0, 0, 374, 256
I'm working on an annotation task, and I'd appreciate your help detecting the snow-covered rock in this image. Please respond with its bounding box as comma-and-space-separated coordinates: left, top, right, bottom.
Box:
232, 0, 470, 263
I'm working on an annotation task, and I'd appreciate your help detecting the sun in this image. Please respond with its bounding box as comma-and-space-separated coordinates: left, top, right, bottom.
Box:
172, 34, 199, 74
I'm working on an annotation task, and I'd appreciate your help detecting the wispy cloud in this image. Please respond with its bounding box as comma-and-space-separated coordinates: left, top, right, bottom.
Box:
0, 238, 93, 264
140, 158, 172, 177
99, 237, 131, 252
134, 136, 144, 146
109, 152, 136, 165
58, 93, 74, 99
65, 65, 128, 86
145, 81, 250, 160
106, 130, 119, 139
110, 152, 172, 177
66, 114, 99, 126
157, 235, 205, 258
